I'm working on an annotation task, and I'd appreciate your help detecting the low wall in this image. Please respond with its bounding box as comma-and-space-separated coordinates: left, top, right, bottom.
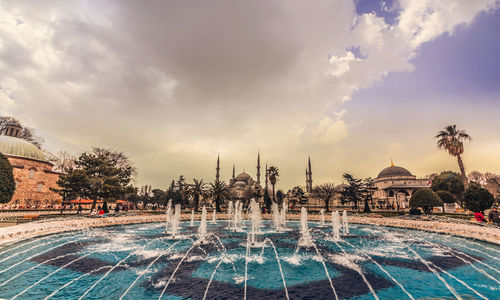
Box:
0, 213, 498, 247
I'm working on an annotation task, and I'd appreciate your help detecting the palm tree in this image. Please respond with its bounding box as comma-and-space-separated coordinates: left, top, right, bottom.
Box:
189, 178, 207, 212
435, 125, 471, 184
209, 180, 230, 212
268, 166, 279, 205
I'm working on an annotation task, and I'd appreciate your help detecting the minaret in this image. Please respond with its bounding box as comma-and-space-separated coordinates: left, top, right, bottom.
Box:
308, 156, 312, 192
216, 154, 220, 182
256, 152, 261, 185
305, 168, 309, 192
232, 164, 235, 180
265, 164, 269, 189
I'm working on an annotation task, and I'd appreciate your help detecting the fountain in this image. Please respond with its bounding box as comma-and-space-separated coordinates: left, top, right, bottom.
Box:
190, 210, 194, 227
1, 204, 498, 299
233, 200, 241, 231
331, 210, 341, 241
212, 208, 217, 223
165, 200, 172, 233
319, 209, 325, 227
169, 204, 181, 238
342, 210, 349, 235
227, 201, 234, 228
198, 206, 207, 244
271, 202, 280, 231
280, 203, 287, 229
249, 199, 261, 246
298, 207, 312, 247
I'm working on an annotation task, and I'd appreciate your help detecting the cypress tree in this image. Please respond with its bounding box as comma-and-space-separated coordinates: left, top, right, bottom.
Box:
0, 152, 15, 204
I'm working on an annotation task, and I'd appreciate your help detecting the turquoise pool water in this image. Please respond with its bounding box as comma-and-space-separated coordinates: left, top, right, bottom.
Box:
0, 221, 498, 299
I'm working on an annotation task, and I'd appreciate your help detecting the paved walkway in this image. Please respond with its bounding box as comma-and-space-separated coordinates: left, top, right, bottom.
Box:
0, 213, 498, 247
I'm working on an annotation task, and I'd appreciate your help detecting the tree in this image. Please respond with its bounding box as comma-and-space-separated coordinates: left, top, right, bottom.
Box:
209, 180, 230, 212
174, 175, 187, 206
409, 188, 443, 214
436, 190, 455, 213
276, 189, 285, 206
430, 171, 465, 206
0, 153, 15, 204
463, 182, 494, 213
360, 178, 376, 213
435, 125, 471, 184
152, 189, 167, 206
267, 166, 279, 211
189, 178, 207, 212
289, 186, 305, 208
0, 116, 45, 149
312, 183, 336, 212
45, 151, 76, 173
339, 173, 363, 210
56, 148, 135, 213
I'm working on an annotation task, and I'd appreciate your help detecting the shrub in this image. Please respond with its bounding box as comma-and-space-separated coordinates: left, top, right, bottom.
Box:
464, 182, 494, 213
0, 152, 15, 204
436, 190, 456, 204
409, 188, 443, 214
431, 171, 464, 205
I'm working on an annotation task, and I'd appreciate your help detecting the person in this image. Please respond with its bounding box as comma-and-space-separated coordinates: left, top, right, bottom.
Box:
474, 211, 487, 222
115, 205, 120, 214
488, 206, 500, 225
77, 204, 82, 214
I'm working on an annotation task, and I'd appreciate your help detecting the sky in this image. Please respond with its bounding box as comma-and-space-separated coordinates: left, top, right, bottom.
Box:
1, 0, 499, 191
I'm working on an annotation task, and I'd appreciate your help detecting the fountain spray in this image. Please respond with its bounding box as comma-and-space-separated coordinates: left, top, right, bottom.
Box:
198, 206, 207, 244
170, 204, 181, 238
280, 203, 287, 229
342, 210, 349, 235
320, 208, 325, 227
165, 200, 172, 233
190, 210, 194, 227
272, 202, 280, 231
227, 201, 234, 228
299, 207, 312, 247
332, 210, 341, 241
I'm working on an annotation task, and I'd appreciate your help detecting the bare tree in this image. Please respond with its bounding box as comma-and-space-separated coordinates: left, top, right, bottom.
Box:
45, 150, 76, 173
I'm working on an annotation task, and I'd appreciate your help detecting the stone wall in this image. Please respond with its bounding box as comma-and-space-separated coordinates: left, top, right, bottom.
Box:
7, 156, 62, 206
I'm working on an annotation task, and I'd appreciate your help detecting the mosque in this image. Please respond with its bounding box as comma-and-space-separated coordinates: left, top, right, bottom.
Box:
216, 153, 266, 203
0, 122, 62, 207
373, 160, 431, 209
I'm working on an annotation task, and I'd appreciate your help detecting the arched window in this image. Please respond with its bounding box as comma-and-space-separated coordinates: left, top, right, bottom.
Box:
37, 182, 44, 192
15, 181, 19, 189
29, 168, 36, 179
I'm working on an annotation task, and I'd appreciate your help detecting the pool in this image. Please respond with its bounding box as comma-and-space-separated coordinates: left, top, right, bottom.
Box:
0, 220, 498, 299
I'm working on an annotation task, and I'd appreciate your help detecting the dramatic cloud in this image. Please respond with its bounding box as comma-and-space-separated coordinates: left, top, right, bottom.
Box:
0, 0, 497, 189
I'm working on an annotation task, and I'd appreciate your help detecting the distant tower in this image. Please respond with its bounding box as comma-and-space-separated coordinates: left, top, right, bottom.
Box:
232, 164, 235, 180
216, 154, 220, 182
306, 156, 313, 192
305, 168, 309, 192
256, 152, 261, 185
265, 164, 269, 189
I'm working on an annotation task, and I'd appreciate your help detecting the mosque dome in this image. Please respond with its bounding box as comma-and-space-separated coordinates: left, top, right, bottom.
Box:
235, 172, 252, 182
0, 135, 47, 162
377, 165, 413, 178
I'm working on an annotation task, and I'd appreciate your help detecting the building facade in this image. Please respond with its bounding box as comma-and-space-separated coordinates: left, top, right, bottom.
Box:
0, 123, 62, 207
373, 161, 430, 209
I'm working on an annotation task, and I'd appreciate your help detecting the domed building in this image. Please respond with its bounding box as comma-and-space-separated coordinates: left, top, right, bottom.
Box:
229, 171, 261, 200
373, 160, 430, 209
0, 122, 62, 208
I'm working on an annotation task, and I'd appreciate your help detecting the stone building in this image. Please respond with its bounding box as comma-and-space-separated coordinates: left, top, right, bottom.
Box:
0, 122, 62, 207
373, 161, 430, 209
